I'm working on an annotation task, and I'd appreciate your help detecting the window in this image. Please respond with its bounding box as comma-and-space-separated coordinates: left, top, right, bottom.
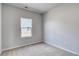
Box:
21, 17, 32, 37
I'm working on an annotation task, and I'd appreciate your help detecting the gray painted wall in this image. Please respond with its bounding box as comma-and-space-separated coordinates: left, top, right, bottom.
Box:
43, 4, 79, 55
0, 3, 1, 54
2, 4, 42, 50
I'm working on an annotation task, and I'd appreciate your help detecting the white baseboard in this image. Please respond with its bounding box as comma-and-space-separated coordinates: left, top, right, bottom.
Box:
44, 41, 79, 56
2, 41, 43, 52
1, 41, 79, 56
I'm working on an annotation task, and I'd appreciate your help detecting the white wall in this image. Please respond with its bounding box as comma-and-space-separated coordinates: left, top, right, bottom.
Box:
43, 4, 79, 55
0, 3, 2, 54
2, 4, 42, 50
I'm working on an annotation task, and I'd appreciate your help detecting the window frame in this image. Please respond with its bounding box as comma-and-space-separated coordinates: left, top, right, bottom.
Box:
20, 17, 32, 38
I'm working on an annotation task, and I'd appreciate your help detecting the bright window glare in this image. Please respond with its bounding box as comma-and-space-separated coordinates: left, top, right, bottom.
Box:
21, 17, 32, 37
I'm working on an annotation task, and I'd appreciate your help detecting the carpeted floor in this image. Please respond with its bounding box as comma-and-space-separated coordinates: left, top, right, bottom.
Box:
1, 43, 77, 56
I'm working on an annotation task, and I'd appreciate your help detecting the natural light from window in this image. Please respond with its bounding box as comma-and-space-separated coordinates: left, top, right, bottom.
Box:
21, 17, 32, 37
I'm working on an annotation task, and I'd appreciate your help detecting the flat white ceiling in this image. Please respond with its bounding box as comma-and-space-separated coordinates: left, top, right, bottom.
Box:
5, 3, 62, 14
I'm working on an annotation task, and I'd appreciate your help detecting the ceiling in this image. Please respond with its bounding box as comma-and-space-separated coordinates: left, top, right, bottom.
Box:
5, 3, 62, 14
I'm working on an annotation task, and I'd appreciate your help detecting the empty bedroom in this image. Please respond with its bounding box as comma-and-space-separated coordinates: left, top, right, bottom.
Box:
0, 3, 79, 56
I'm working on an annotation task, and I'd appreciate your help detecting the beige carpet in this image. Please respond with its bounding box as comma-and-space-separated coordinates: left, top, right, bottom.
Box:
1, 43, 77, 56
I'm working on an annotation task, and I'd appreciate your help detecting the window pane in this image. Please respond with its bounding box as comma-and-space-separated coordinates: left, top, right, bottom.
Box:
21, 18, 32, 37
